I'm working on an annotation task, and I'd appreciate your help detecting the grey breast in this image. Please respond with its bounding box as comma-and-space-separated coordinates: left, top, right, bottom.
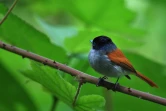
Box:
88, 49, 124, 77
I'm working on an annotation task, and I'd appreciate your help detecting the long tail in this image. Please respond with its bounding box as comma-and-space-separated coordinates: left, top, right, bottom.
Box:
136, 71, 158, 88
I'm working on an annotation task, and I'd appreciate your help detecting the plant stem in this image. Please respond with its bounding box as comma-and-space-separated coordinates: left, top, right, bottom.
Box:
0, 41, 166, 106
0, 0, 18, 25
50, 96, 58, 111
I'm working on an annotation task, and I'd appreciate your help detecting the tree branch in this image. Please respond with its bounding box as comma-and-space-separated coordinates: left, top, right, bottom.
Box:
72, 77, 84, 106
0, 41, 166, 106
0, 0, 18, 25
50, 96, 58, 111
103, 88, 113, 111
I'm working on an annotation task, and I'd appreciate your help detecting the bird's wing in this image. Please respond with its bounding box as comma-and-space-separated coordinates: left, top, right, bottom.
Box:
107, 49, 137, 73
107, 49, 158, 87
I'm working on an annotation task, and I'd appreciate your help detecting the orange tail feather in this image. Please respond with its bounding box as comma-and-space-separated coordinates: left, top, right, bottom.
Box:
136, 71, 158, 88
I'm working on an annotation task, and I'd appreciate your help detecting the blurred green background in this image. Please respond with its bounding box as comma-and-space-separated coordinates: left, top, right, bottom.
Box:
0, 0, 166, 111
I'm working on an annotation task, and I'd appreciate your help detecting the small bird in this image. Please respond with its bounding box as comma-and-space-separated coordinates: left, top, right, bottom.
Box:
88, 35, 158, 88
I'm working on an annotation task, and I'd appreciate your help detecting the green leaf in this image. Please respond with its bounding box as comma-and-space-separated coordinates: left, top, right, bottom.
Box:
75, 95, 105, 111
137, 2, 166, 65
29, 0, 59, 15
55, 101, 73, 111
65, 30, 143, 53
0, 63, 38, 111
0, 4, 67, 62
0, 49, 53, 111
56, 0, 144, 37
21, 62, 105, 111
21, 62, 76, 105
36, 17, 78, 48
28, 0, 145, 37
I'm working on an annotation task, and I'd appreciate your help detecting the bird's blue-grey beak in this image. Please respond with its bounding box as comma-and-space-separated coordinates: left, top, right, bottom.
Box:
90, 40, 93, 43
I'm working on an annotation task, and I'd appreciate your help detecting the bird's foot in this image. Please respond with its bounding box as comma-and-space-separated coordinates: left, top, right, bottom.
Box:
96, 76, 108, 87
111, 77, 120, 91
112, 82, 120, 92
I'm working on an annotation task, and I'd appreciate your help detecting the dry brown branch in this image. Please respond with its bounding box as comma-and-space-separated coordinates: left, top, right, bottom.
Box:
0, 0, 18, 25
0, 41, 166, 106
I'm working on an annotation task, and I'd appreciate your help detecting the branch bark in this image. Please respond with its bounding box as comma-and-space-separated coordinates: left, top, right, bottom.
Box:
0, 41, 166, 106
0, 0, 18, 25
50, 96, 58, 111
72, 78, 84, 106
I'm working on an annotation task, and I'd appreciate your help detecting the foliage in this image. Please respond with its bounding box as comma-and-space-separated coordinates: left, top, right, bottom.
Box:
0, 0, 166, 111
21, 62, 105, 111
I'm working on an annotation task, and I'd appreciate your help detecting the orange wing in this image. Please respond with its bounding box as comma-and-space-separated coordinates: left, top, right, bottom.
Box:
107, 49, 136, 73
107, 49, 158, 87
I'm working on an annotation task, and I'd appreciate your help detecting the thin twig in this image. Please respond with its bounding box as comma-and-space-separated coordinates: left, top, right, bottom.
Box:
0, 41, 166, 106
72, 77, 84, 106
0, 0, 18, 25
103, 88, 113, 111
50, 96, 58, 111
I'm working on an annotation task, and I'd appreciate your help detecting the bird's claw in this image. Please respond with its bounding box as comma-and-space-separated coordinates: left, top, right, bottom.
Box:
96, 76, 108, 87
102, 76, 108, 79
96, 76, 120, 92
112, 83, 120, 92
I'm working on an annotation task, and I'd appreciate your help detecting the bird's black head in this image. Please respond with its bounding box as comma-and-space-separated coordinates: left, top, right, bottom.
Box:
91, 35, 116, 50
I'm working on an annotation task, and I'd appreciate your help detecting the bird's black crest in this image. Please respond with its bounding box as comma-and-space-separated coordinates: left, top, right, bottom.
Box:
93, 35, 113, 45
92, 35, 114, 50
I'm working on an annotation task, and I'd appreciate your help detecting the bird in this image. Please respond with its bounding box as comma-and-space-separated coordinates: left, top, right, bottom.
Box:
88, 35, 158, 88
